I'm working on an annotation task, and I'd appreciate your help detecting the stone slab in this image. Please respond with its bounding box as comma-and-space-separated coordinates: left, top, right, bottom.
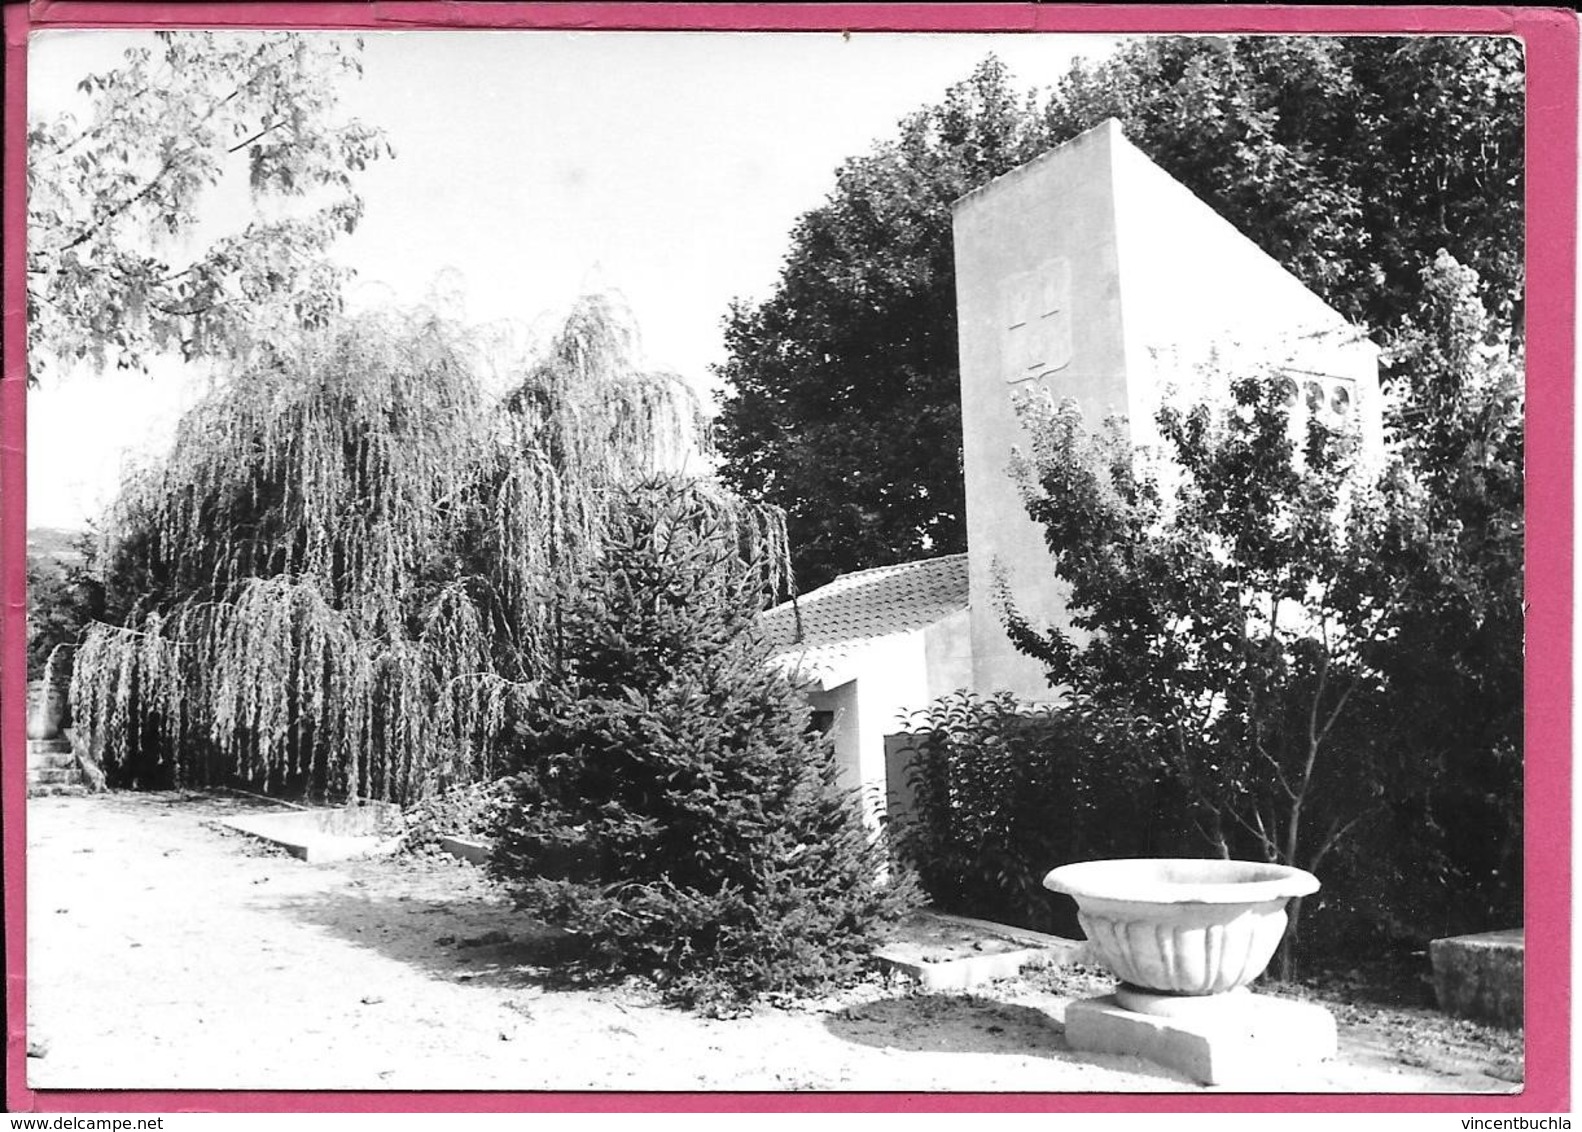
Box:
874, 943, 1059, 991
1431, 929, 1523, 1029
217, 804, 401, 865
1064, 993, 1337, 1087
872, 912, 1086, 991
437, 835, 491, 866
926, 911, 1092, 962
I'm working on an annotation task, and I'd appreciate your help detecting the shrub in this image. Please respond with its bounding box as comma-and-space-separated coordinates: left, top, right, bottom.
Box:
895, 691, 1194, 935
400, 778, 512, 852
490, 479, 916, 1010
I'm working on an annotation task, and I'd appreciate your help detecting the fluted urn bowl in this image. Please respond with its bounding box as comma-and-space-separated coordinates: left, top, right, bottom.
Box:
1043, 858, 1320, 996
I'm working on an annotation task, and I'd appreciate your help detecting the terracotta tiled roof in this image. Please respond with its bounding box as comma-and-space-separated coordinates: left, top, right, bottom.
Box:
760, 554, 969, 686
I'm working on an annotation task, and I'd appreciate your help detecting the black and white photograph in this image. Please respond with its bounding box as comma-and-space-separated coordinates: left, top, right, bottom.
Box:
17, 15, 1537, 1101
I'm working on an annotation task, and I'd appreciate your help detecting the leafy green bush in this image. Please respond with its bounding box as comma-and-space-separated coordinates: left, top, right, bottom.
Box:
895, 691, 1192, 935
491, 479, 916, 1011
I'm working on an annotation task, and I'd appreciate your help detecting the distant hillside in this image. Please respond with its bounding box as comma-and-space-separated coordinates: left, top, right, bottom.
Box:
27, 527, 89, 567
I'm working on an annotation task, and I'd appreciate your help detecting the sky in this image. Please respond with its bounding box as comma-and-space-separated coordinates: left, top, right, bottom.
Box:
25, 27, 1129, 530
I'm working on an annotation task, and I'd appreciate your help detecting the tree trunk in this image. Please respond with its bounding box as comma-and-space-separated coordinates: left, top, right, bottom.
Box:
1275, 893, 1306, 982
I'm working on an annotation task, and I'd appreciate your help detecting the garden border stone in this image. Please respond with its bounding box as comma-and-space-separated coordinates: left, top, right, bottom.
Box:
216, 803, 402, 864
436, 835, 491, 865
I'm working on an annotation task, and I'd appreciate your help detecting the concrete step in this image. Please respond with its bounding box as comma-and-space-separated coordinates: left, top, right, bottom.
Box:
28, 766, 80, 787
28, 782, 87, 798
27, 738, 84, 792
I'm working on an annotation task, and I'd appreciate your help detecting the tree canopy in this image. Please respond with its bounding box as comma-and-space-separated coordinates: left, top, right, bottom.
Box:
1004, 376, 1392, 905
715, 59, 1046, 590
715, 38, 1523, 590
1337, 253, 1524, 939
27, 31, 392, 380
1045, 36, 1524, 333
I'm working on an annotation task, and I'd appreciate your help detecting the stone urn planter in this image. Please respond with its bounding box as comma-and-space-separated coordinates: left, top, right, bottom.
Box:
26, 678, 69, 741
1045, 859, 1336, 1085
1043, 857, 1319, 997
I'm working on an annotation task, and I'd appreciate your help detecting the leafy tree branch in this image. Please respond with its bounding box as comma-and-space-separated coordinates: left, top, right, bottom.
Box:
27, 31, 393, 381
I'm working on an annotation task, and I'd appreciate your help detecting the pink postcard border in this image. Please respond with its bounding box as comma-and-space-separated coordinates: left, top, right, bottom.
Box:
3, 1, 1573, 1115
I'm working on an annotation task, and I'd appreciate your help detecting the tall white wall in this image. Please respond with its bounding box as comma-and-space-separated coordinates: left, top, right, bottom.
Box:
953, 121, 1130, 702
809, 634, 933, 837
951, 119, 1382, 705
1109, 129, 1382, 466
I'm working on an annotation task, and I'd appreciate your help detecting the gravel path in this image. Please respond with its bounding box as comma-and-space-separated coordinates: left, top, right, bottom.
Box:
24, 791, 1521, 1097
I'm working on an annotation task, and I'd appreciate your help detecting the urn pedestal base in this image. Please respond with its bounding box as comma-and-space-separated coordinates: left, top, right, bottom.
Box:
1065, 991, 1337, 1087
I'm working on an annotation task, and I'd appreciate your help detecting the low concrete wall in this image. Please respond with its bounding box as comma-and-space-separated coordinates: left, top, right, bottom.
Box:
1431, 929, 1523, 1030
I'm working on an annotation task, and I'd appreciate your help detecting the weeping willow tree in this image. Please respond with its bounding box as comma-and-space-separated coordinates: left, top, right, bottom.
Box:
72, 296, 790, 804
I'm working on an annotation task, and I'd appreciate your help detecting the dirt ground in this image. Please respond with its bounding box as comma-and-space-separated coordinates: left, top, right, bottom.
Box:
23, 791, 1523, 1097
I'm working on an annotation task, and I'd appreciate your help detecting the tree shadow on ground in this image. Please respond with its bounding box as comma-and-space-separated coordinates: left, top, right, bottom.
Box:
823, 994, 1195, 1086
262, 873, 580, 992
826, 995, 1067, 1059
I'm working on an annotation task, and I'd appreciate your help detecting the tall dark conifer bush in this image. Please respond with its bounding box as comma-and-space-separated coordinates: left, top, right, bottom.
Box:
492, 478, 915, 1010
